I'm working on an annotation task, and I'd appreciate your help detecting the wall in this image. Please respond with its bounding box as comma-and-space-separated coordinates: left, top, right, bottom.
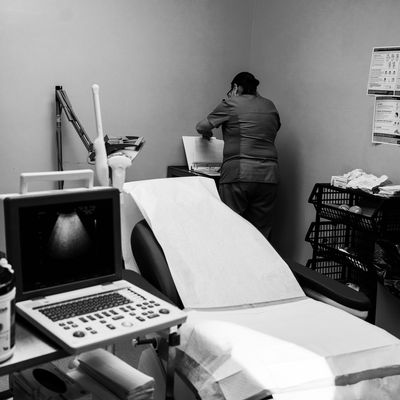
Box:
0, 0, 254, 193
3, 0, 400, 265
251, 0, 400, 263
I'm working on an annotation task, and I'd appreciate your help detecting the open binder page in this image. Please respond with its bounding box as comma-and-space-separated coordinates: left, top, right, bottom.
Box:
182, 136, 223, 176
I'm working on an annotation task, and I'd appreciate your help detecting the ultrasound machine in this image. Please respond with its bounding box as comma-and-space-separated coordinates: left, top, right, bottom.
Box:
0, 169, 186, 355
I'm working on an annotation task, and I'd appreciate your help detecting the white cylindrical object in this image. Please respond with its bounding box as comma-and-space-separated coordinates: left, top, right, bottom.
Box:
0, 287, 15, 363
92, 84, 104, 140
91, 84, 109, 187
0, 258, 15, 364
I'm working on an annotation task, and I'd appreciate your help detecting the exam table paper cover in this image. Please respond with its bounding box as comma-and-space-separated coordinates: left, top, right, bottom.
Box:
177, 299, 400, 400
124, 177, 304, 309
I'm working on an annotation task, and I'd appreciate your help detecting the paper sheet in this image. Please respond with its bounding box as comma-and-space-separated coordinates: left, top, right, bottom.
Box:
120, 190, 143, 272
367, 47, 400, 96
124, 177, 304, 309
372, 96, 400, 145
272, 376, 400, 400
182, 136, 223, 173
177, 299, 400, 399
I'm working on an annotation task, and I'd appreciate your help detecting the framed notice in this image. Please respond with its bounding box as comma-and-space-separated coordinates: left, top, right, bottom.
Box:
367, 47, 400, 96
372, 96, 400, 145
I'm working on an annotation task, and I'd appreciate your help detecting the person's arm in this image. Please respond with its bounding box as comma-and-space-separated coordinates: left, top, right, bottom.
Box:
196, 99, 230, 139
196, 118, 214, 140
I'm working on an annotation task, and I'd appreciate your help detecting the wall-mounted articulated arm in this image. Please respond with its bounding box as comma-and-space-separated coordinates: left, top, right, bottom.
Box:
55, 85, 95, 165
55, 85, 145, 189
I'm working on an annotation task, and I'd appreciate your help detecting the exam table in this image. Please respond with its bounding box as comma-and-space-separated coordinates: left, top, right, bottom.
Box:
122, 177, 400, 400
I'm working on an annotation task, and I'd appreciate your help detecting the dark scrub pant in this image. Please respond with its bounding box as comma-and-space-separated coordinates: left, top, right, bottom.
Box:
219, 182, 278, 240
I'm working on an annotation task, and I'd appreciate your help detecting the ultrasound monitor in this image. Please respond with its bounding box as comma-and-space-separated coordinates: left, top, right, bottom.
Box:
3, 187, 122, 301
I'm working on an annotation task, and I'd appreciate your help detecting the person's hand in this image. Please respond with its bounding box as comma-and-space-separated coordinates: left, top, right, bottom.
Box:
196, 119, 214, 139
199, 131, 213, 140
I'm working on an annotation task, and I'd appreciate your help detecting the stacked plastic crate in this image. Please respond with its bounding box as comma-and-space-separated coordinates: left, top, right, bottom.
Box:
306, 183, 400, 320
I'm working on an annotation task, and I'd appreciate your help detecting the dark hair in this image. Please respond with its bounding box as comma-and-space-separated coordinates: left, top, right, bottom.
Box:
231, 72, 259, 95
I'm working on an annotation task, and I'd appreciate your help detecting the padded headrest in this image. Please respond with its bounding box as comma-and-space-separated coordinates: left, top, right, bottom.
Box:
131, 219, 182, 308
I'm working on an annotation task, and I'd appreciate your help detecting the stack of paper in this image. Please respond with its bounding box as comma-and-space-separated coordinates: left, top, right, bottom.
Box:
74, 349, 155, 400
182, 136, 223, 176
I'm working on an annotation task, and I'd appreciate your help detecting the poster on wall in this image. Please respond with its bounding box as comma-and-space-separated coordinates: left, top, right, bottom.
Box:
372, 96, 400, 145
367, 47, 400, 95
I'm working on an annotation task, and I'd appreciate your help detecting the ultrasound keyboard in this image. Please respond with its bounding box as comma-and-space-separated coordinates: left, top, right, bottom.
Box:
39, 291, 132, 321
17, 281, 187, 352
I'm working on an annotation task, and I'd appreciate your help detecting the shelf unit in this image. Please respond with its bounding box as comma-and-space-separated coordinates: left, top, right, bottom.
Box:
306, 183, 400, 320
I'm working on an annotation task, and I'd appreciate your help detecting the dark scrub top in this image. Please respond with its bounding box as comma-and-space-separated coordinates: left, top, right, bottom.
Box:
207, 94, 281, 185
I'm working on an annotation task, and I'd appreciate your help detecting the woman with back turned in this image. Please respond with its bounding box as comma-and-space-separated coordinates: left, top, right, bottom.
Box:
196, 72, 281, 240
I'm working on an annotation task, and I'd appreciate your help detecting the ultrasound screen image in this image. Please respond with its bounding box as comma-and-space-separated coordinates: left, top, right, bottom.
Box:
18, 198, 116, 293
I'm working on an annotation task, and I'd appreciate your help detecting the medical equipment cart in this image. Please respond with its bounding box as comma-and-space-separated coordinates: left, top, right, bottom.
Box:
0, 270, 182, 400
